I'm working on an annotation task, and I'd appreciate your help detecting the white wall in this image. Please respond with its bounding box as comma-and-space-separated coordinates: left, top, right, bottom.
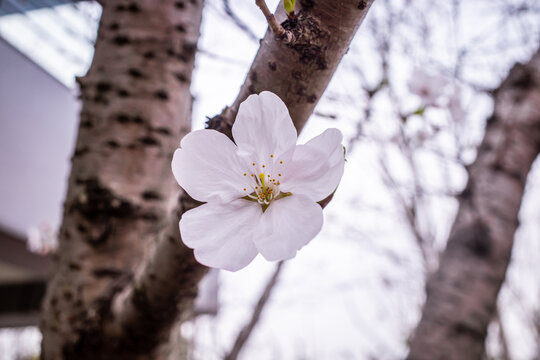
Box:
0, 36, 79, 237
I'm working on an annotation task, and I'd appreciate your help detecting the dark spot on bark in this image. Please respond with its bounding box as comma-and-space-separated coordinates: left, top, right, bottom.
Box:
143, 51, 155, 59
106, 140, 120, 149
307, 94, 317, 103
206, 113, 233, 140
149, 273, 157, 281
183, 42, 197, 54
73, 178, 135, 219
154, 89, 169, 101
176, 53, 189, 62
127, 3, 141, 12
127, 144, 137, 150
113, 35, 130, 46
292, 70, 302, 79
459, 183, 472, 200
296, 85, 307, 96
154, 127, 171, 136
357, 0, 367, 9
139, 136, 161, 146
81, 120, 93, 128
74, 147, 89, 157
141, 191, 162, 201
68, 262, 82, 271
479, 140, 493, 152
453, 322, 485, 341
250, 71, 258, 82
175, 1, 185, 9
268, 61, 277, 71
174, 72, 188, 83
115, 4, 126, 11
63, 291, 73, 301
93, 95, 108, 105
140, 212, 159, 221
175, 24, 186, 33
299, 0, 314, 10
282, 11, 330, 70
133, 116, 145, 124
316, 56, 328, 70
485, 115, 496, 127
109, 22, 119, 31
248, 84, 256, 94
453, 221, 491, 258
118, 89, 130, 97
167, 48, 176, 57
96, 81, 111, 92
507, 170, 524, 183
77, 224, 87, 233
128, 68, 144, 78
93, 267, 125, 279
509, 65, 535, 89
116, 114, 130, 123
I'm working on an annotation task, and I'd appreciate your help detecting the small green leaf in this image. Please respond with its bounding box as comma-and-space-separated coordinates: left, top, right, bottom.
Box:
284, 0, 296, 14
413, 106, 426, 116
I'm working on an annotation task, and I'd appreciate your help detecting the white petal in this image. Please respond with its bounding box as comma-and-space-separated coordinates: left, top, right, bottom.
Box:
253, 194, 323, 261
172, 129, 249, 203
232, 92, 298, 165
280, 128, 345, 202
180, 199, 262, 271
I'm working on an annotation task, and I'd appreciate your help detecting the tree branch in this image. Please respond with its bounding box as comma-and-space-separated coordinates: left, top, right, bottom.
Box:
209, 0, 376, 136
224, 261, 285, 360
223, 0, 259, 41
254, 0, 293, 42
407, 47, 540, 360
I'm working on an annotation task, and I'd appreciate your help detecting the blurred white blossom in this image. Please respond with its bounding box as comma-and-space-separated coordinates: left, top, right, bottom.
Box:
408, 69, 449, 107
26, 222, 58, 255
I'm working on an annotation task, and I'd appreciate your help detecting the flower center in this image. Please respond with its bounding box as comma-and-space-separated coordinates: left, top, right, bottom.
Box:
241, 155, 287, 208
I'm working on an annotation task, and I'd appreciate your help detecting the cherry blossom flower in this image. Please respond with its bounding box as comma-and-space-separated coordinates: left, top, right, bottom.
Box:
408, 69, 449, 107
172, 91, 345, 271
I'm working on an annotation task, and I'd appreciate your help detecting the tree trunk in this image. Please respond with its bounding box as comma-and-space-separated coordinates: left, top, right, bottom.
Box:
40, 0, 203, 358
407, 48, 540, 360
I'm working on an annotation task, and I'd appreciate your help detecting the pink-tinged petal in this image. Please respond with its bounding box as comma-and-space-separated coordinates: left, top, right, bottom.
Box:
280, 128, 345, 202
232, 92, 297, 164
172, 129, 248, 203
180, 199, 262, 271
253, 194, 323, 261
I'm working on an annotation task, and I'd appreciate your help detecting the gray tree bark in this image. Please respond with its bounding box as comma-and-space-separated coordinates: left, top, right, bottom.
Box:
408, 48, 540, 360
40, 0, 376, 358
40, 0, 203, 358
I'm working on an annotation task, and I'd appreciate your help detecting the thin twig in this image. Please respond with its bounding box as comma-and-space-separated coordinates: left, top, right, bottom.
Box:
223, 0, 259, 41
224, 261, 285, 360
255, 0, 295, 43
